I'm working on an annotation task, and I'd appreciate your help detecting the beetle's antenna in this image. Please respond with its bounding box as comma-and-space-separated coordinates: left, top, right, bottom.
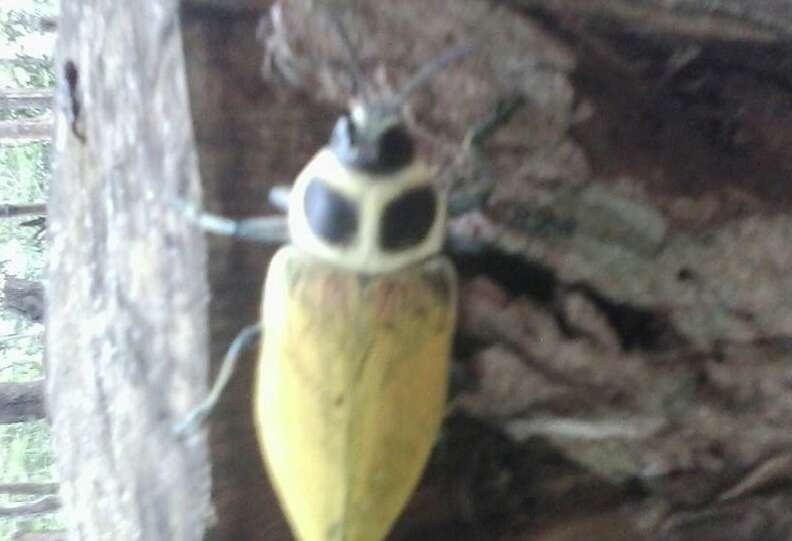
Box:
324, 11, 370, 101
393, 44, 474, 106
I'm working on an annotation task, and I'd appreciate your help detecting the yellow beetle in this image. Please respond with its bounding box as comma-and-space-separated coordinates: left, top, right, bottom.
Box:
260, 107, 457, 540
176, 46, 470, 541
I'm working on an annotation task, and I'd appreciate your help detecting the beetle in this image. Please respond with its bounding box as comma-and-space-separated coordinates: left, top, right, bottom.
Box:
174, 39, 476, 541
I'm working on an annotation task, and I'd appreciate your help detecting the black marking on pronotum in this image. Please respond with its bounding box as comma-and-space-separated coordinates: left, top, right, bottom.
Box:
380, 186, 437, 251
304, 178, 358, 244
329, 112, 414, 175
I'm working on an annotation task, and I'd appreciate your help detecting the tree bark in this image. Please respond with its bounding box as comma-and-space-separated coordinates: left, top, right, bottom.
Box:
0, 381, 45, 424
47, 1, 211, 540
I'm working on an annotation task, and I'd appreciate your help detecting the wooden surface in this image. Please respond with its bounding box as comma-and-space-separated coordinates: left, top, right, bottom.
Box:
47, 1, 211, 540
47, 0, 792, 540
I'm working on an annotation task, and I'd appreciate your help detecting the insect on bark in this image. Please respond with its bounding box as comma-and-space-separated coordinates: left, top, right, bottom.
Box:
175, 23, 473, 541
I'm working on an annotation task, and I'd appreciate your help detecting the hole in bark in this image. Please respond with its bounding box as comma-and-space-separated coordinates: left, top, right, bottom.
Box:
452, 250, 557, 305
676, 267, 695, 281
567, 283, 683, 351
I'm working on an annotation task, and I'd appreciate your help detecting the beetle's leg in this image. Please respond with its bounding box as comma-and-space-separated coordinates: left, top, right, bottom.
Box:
171, 198, 289, 244
447, 94, 526, 217
173, 323, 261, 435
447, 184, 490, 218
171, 184, 293, 242
464, 94, 527, 153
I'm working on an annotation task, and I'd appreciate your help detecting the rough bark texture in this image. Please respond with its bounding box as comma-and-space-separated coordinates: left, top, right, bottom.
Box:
47, 0, 792, 540
47, 1, 211, 541
0, 381, 45, 423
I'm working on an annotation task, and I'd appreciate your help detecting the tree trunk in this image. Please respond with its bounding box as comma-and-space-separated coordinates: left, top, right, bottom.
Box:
0, 483, 58, 495
2, 276, 44, 323
0, 204, 47, 218
48, 0, 792, 540
0, 89, 52, 110
0, 381, 45, 424
0, 496, 61, 517
0, 117, 52, 143
47, 1, 211, 540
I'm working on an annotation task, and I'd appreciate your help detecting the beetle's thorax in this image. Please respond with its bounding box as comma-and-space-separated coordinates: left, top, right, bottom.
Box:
287, 104, 445, 275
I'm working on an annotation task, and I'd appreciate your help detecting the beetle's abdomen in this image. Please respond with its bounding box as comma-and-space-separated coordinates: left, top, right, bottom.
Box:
255, 246, 456, 541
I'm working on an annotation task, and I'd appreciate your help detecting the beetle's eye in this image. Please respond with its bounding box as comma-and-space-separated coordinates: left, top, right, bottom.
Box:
304, 178, 358, 244
380, 186, 437, 251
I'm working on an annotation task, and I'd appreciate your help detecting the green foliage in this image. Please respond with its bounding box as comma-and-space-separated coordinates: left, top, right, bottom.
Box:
0, 56, 54, 90
0, 0, 57, 89
0, 0, 61, 537
0, 142, 49, 282
0, 142, 49, 206
0, 421, 58, 539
